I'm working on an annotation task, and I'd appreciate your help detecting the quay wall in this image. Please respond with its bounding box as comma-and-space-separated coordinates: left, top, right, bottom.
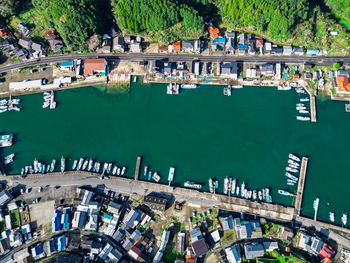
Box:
9, 171, 294, 221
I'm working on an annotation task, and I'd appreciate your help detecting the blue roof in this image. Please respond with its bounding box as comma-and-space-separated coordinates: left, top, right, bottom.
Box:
238, 44, 248, 50
61, 61, 74, 67
284, 73, 289, 79
55, 235, 66, 252
307, 49, 320, 55
213, 37, 226, 45
329, 71, 334, 78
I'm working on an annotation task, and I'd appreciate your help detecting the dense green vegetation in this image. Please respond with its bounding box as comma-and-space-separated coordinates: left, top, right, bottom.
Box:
31, 0, 105, 51
0, 0, 20, 19
113, 0, 204, 44
326, 0, 350, 20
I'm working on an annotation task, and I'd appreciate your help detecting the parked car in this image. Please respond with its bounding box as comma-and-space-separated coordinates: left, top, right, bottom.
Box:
38, 187, 42, 192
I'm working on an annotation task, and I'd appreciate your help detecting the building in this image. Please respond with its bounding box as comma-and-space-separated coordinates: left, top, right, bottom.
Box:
182, 41, 195, 52
99, 243, 123, 263
294, 46, 305, 55
265, 42, 272, 54
307, 49, 320, 55
221, 62, 238, 80
271, 47, 283, 55
244, 243, 265, 260
143, 196, 167, 211
297, 232, 312, 253
185, 248, 197, 263
177, 232, 185, 253
18, 38, 32, 50
210, 230, 220, 243
0, 190, 12, 207
191, 227, 208, 257
173, 41, 181, 52
122, 208, 141, 229
336, 76, 350, 93
107, 201, 123, 215
48, 39, 63, 52
214, 36, 226, 45
193, 61, 200, 76
149, 60, 159, 74
225, 37, 235, 54
13, 248, 30, 262
263, 241, 279, 252
83, 58, 107, 76
97, 38, 112, 53
310, 236, 324, 256
130, 43, 142, 53
283, 46, 293, 56
18, 23, 30, 35
194, 40, 201, 53
164, 62, 172, 75
60, 61, 74, 71
319, 244, 335, 259
31, 243, 46, 260
0, 27, 11, 40
261, 64, 275, 76
225, 245, 241, 263
113, 36, 125, 52
31, 41, 46, 56
43, 239, 56, 256
208, 26, 220, 40
220, 215, 234, 231
0, 238, 10, 254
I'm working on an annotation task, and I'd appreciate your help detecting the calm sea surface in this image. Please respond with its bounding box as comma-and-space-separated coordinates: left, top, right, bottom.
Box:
1, 81, 349, 227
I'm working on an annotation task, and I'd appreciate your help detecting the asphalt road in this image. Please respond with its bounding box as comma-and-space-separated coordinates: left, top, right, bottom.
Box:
0, 53, 350, 73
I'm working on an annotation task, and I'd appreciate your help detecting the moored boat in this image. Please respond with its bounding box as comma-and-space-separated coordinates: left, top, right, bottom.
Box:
184, 181, 202, 190
107, 163, 112, 173
289, 154, 301, 162
152, 172, 161, 182
296, 116, 310, 121
144, 166, 148, 176
231, 179, 236, 195
121, 166, 126, 175
223, 177, 228, 195
236, 186, 240, 196
60, 156, 65, 172
288, 159, 300, 167
4, 153, 15, 164
278, 189, 295, 197
95, 162, 100, 173
209, 178, 214, 193
72, 160, 78, 170
329, 212, 335, 223
285, 172, 298, 181
77, 158, 84, 170
240, 182, 245, 198
117, 167, 121, 176
253, 190, 257, 200
286, 166, 299, 173
87, 159, 93, 171
148, 171, 152, 181
258, 190, 262, 201
342, 213, 348, 226
82, 160, 89, 170
112, 166, 117, 175
50, 159, 56, 172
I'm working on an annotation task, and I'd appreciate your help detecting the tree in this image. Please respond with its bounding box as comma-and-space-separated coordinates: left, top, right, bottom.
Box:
271, 249, 280, 258
0, 0, 19, 19
180, 6, 204, 33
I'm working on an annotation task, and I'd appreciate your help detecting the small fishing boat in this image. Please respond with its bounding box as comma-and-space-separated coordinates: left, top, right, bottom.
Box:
117, 167, 121, 176
152, 172, 161, 182
258, 190, 262, 201
77, 158, 84, 170
112, 166, 117, 175
329, 212, 335, 223
289, 154, 301, 162
87, 159, 93, 171
4, 153, 15, 164
72, 160, 78, 170
286, 166, 299, 173
82, 160, 89, 170
107, 163, 112, 173
148, 171, 152, 181
95, 162, 100, 173
50, 159, 56, 172
60, 156, 65, 172
144, 166, 148, 176
121, 166, 126, 175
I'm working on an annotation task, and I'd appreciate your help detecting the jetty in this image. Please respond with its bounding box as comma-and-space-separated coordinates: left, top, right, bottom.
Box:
50, 90, 56, 109
295, 156, 309, 216
134, 156, 142, 180
310, 95, 317, 122
7, 95, 13, 111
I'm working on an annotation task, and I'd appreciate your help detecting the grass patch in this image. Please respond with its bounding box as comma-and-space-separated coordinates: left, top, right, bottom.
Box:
10, 209, 21, 228
0, 221, 5, 232
330, 87, 337, 95
221, 229, 237, 245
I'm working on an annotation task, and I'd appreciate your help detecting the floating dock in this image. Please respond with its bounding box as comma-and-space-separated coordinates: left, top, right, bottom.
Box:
310, 95, 317, 122
8, 95, 13, 111
295, 157, 309, 216
134, 156, 142, 180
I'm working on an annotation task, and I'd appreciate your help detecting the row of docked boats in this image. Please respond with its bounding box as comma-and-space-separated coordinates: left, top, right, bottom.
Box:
72, 158, 127, 176
295, 87, 307, 94
0, 98, 21, 113
42, 92, 56, 109
279, 153, 301, 197
0, 134, 14, 147
143, 166, 161, 182
330, 212, 348, 226
20, 156, 65, 176
167, 83, 180, 95
295, 90, 310, 121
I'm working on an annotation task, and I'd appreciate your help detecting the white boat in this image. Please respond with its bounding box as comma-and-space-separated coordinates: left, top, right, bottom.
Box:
168, 167, 175, 182
258, 190, 262, 200
231, 179, 236, 195
298, 110, 309, 114
289, 154, 300, 162
278, 189, 295, 197
29, 166, 33, 174
121, 166, 126, 175
12, 106, 21, 111
0, 99, 7, 105
223, 86, 232, 96
224, 177, 229, 195
152, 172, 161, 182
228, 177, 232, 194
82, 160, 89, 170
102, 163, 108, 174
4, 153, 15, 164
297, 116, 310, 121
288, 159, 300, 167
112, 166, 117, 175
107, 163, 112, 173
262, 189, 266, 200
342, 213, 347, 226
50, 159, 56, 172
11, 99, 20, 104
77, 158, 84, 170
288, 163, 299, 169
300, 98, 309, 102
287, 182, 295, 186
117, 167, 121, 176
87, 159, 93, 171
287, 179, 297, 184
181, 84, 197, 89
95, 162, 100, 173
286, 166, 299, 173
296, 106, 307, 110
285, 172, 298, 181
0, 141, 12, 147
144, 166, 148, 176
209, 178, 214, 193
247, 190, 252, 199
253, 190, 257, 200
296, 103, 305, 107
60, 156, 65, 172
240, 182, 245, 198
72, 160, 78, 170
184, 181, 202, 189
329, 212, 335, 223
0, 108, 8, 113
236, 186, 240, 195
34, 159, 38, 173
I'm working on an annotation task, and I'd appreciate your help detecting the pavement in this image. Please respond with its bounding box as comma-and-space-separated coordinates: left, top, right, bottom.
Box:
1, 53, 350, 73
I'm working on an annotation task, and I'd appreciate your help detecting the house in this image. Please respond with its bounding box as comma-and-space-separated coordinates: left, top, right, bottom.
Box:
213, 36, 226, 45
158, 46, 168, 53
294, 46, 305, 55
31, 243, 46, 260
18, 38, 32, 50
0, 238, 10, 253
154, 230, 171, 263
271, 47, 283, 55
225, 245, 241, 263
122, 208, 141, 229
191, 227, 208, 257
18, 23, 30, 36
31, 41, 46, 56
283, 46, 293, 56
310, 236, 324, 256
0, 27, 11, 40
45, 29, 59, 39
220, 215, 234, 231
130, 43, 142, 53
337, 76, 350, 93
256, 38, 264, 49
185, 248, 197, 263
194, 40, 201, 53
97, 38, 111, 53
149, 60, 159, 74
182, 41, 195, 52
60, 61, 74, 71
237, 33, 248, 54
143, 195, 167, 211
0, 190, 12, 207
261, 64, 275, 76
297, 232, 312, 253
319, 243, 335, 259
128, 244, 142, 260
83, 58, 107, 76
99, 243, 123, 263
0, 40, 10, 50
221, 62, 238, 80
263, 241, 279, 252
164, 62, 172, 75
193, 61, 200, 76
173, 41, 181, 52
13, 248, 30, 262
249, 221, 262, 238
304, 72, 312, 80
337, 69, 349, 77
210, 230, 220, 243
265, 42, 272, 54
177, 232, 185, 253
225, 36, 235, 54
208, 26, 220, 40
113, 36, 125, 52
107, 201, 122, 215
48, 39, 63, 52
248, 39, 256, 55
124, 36, 132, 44
72, 211, 88, 228
43, 239, 56, 256
244, 243, 265, 260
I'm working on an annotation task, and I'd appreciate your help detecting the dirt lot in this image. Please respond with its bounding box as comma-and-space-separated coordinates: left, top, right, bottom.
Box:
29, 200, 54, 232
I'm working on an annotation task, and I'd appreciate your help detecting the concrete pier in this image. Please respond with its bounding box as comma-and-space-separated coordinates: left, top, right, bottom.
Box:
7, 95, 13, 111
134, 156, 142, 180
295, 157, 309, 216
310, 95, 317, 122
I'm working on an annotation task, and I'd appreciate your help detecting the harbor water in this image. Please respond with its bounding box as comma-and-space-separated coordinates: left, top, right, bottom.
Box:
0, 81, 349, 227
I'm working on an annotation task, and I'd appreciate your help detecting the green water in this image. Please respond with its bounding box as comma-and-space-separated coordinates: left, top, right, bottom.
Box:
1, 82, 349, 227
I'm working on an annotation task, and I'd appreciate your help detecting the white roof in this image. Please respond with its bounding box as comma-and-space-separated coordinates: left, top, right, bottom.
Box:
211, 230, 220, 243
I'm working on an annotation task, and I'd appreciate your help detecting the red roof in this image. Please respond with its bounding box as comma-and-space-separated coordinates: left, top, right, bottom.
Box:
0, 28, 11, 40
173, 41, 181, 52
45, 29, 58, 39
83, 58, 106, 76
318, 244, 335, 259
337, 76, 350, 92
256, 38, 264, 48
208, 26, 220, 40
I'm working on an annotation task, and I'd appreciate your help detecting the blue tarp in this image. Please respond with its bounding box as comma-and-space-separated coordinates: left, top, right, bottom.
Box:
329, 71, 334, 78
52, 210, 62, 232
238, 44, 248, 50
60, 61, 73, 67
213, 37, 226, 45
54, 235, 66, 252
307, 49, 320, 55
284, 73, 289, 79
